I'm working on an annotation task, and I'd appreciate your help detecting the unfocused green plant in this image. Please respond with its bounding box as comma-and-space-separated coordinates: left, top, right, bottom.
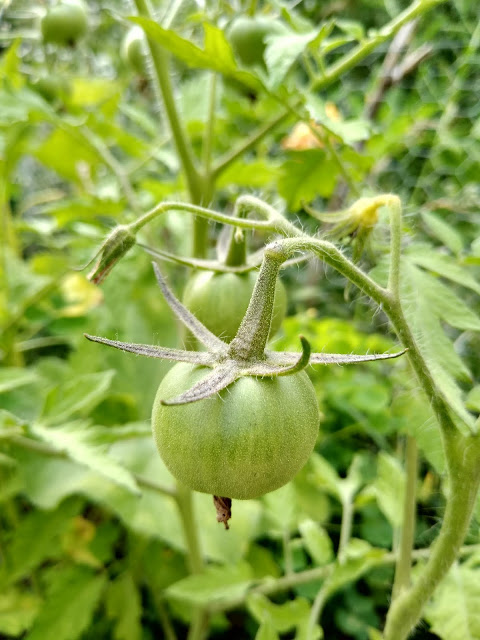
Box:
1, 1, 480, 639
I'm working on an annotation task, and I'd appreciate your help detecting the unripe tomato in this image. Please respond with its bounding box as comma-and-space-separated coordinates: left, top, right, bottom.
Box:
41, 0, 88, 47
152, 363, 319, 499
228, 16, 287, 67
122, 27, 146, 74
182, 271, 287, 343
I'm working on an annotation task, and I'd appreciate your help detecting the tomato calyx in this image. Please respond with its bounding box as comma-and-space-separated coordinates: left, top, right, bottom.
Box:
85, 261, 407, 406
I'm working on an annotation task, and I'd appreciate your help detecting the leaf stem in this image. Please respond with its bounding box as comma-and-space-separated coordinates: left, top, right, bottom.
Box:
391, 435, 418, 599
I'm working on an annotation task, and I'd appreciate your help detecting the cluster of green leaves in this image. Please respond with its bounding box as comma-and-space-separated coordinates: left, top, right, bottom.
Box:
1, 0, 480, 639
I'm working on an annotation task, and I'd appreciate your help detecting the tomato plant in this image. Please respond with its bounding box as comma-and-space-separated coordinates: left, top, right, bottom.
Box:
2, 1, 480, 639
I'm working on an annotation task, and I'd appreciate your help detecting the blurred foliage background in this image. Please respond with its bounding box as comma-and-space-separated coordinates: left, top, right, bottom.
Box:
1, 0, 480, 638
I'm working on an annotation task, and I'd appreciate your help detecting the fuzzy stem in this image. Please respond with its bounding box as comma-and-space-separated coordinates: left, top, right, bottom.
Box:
383, 435, 480, 640
228, 255, 283, 360
224, 228, 247, 267
387, 196, 402, 298
392, 435, 418, 599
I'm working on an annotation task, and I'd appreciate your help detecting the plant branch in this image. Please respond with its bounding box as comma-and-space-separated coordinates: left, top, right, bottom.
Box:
211, 109, 291, 180
383, 435, 480, 640
310, 0, 447, 91
130, 199, 300, 236
392, 435, 418, 599
207, 543, 480, 615
133, 0, 203, 206
386, 195, 402, 298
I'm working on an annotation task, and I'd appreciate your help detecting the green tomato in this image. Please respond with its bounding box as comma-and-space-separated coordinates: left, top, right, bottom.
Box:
122, 27, 146, 74
182, 271, 287, 343
228, 16, 287, 67
41, 0, 88, 47
152, 363, 319, 499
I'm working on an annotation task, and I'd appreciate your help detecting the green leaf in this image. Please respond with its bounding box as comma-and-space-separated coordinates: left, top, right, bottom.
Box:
372, 453, 405, 528
326, 540, 386, 595
166, 562, 254, 608
34, 128, 103, 184
106, 573, 142, 640
407, 247, 480, 295
466, 386, 480, 412
217, 159, 279, 189
131, 18, 261, 90
278, 149, 337, 210
0, 588, 41, 637
25, 566, 106, 640
309, 453, 341, 500
255, 617, 280, 640
0, 499, 80, 588
0, 368, 38, 393
421, 211, 464, 255
335, 19, 365, 40
247, 592, 312, 633
29, 422, 139, 494
41, 370, 115, 424
424, 563, 480, 640
265, 30, 318, 88
298, 519, 333, 565
411, 267, 480, 331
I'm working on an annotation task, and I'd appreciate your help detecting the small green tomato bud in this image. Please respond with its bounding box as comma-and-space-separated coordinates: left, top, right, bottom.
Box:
88, 225, 136, 285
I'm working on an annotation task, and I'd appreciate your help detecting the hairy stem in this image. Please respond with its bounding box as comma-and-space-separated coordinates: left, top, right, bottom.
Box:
383, 434, 480, 640
130, 200, 289, 235
387, 196, 402, 298
392, 435, 418, 599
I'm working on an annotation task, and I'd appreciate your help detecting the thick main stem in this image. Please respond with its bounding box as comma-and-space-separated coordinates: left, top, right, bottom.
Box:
133, 0, 208, 257
383, 435, 480, 640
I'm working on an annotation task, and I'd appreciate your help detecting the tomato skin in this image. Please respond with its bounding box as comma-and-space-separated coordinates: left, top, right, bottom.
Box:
122, 27, 145, 74
182, 271, 287, 343
41, 0, 88, 47
152, 363, 319, 499
228, 17, 287, 67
